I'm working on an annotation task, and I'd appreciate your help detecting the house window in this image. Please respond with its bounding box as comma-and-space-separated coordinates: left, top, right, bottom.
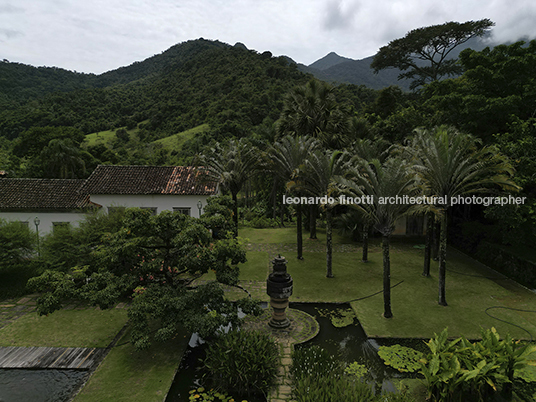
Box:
173, 207, 191, 216
52, 222, 70, 233
140, 207, 157, 216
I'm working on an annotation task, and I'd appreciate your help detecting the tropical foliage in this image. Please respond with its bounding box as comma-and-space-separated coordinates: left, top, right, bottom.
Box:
28, 209, 261, 349
202, 329, 279, 397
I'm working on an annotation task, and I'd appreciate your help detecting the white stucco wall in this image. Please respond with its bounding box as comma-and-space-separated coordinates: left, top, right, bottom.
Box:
89, 194, 211, 218
0, 211, 87, 235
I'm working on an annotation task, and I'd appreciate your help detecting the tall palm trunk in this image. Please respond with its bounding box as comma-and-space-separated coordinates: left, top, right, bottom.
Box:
382, 234, 393, 318
309, 205, 318, 239
423, 212, 433, 277
362, 223, 369, 262
326, 208, 333, 278
232, 191, 239, 239
438, 210, 448, 306
432, 221, 440, 261
297, 203, 303, 260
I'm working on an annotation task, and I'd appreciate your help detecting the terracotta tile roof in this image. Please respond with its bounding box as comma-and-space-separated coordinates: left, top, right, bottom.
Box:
0, 179, 91, 210
80, 165, 217, 196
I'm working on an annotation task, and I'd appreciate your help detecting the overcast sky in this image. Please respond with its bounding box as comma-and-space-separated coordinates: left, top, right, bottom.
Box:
1, 0, 536, 74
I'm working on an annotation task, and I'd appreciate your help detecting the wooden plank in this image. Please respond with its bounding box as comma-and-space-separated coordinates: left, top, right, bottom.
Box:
0, 347, 106, 370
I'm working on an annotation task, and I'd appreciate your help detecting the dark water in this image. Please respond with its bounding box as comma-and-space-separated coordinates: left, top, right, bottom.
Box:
165, 302, 412, 401
0, 369, 88, 402
292, 303, 407, 393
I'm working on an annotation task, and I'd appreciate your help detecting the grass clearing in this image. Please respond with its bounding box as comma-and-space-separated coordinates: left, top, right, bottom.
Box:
74, 325, 189, 402
0, 308, 128, 347
153, 123, 209, 150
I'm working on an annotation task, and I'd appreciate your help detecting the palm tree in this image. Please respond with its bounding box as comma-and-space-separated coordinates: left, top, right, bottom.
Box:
340, 157, 416, 318
197, 138, 261, 238
277, 79, 349, 149
41, 139, 85, 179
278, 79, 350, 240
268, 135, 320, 259
407, 126, 520, 306
300, 149, 349, 278
347, 138, 391, 262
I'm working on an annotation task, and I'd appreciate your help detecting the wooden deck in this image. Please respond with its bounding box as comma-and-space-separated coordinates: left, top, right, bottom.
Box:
0, 347, 106, 370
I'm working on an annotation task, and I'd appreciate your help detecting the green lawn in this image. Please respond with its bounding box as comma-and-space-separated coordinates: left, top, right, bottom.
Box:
0, 308, 128, 347
239, 225, 355, 245
74, 325, 189, 402
2, 228, 534, 401
237, 230, 536, 341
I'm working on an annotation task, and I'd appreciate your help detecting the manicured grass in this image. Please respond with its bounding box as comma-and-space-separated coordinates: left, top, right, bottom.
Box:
74, 325, 189, 402
239, 225, 354, 245
241, 251, 271, 281
0, 308, 128, 347
239, 234, 536, 341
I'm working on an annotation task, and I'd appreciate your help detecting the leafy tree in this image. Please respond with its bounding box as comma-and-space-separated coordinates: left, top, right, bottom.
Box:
423, 40, 536, 140
340, 157, 416, 318
12, 126, 85, 158
29, 209, 260, 349
371, 19, 494, 90
0, 219, 35, 271
197, 138, 262, 238
407, 126, 519, 306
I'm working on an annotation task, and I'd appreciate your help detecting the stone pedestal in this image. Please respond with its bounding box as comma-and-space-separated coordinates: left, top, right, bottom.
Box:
266, 255, 293, 329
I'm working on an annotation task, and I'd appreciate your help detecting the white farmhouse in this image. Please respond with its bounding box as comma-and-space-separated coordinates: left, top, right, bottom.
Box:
0, 166, 218, 234
0, 178, 93, 234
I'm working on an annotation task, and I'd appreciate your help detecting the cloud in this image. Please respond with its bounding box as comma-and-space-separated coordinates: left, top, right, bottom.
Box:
0, 28, 23, 39
323, 0, 360, 31
0, 3, 24, 14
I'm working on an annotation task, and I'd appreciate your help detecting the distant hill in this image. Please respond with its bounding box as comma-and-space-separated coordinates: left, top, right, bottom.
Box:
0, 39, 311, 140
301, 37, 492, 91
308, 52, 355, 71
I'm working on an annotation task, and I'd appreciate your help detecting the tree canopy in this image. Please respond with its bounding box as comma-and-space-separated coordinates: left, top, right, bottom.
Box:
28, 209, 260, 349
371, 19, 495, 90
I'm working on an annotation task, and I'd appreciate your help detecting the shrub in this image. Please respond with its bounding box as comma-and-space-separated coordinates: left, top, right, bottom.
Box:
291, 345, 377, 402
291, 345, 415, 402
418, 327, 536, 402
249, 217, 278, 229
202, 329, 279, 397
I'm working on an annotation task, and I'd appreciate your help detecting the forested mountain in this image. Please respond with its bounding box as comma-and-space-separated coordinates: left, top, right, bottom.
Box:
300, 55, 412, 91
0, 39, 312, 140
301, 36, 492, 90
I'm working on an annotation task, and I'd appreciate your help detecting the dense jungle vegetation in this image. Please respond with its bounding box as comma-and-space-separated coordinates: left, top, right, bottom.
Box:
1, 36, 536, 263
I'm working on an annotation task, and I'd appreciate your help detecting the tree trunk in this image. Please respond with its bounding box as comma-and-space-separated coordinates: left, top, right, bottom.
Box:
432, 220, 440, 261
423, 212, 433, 277
280, 198, 285, 228
438, 210, 448, 306
232, 191, 239, 239
382, 234, 393, 318
296, 203, 303, 260
362, 224, 369, 262
309, 204, 317, 239
326, 208, 333, 278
